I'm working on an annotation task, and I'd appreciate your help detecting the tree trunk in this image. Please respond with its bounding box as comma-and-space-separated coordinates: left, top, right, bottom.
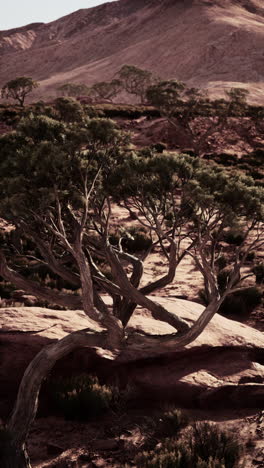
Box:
0, 440, 31, 468
4, 328, 109, 468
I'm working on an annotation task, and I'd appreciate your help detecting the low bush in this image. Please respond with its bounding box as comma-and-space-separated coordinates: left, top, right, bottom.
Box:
215, 256, 228, 271
51, 375, 113, 421
156, 408, 189, 438
152, 142, 167, 153
0, 281, 15, 299
92, 104, 160, 119
135, 423, 242, 468
223, 230, 245, 246
122, 227, 152, 253
190, 422, 241, 468
109, 226, 152, 253
220, 287, 262, 316
252, 263, 264, 284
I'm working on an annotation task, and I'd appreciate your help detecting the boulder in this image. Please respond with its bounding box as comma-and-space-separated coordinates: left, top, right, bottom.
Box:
0, 298, 263, 415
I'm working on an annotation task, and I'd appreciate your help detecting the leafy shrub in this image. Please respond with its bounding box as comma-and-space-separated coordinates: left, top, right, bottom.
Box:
152, 142, 167, 153
190, 423, 241, 468
217, 269, 231, 292
122, 227, 152, 253
156, 408, 189, 438
215, 256, 228, 271
245, 251, 256, 262
220, 287, 262, 316
109, 226, 152, 253
93, 104, 160, 119
0, 281, 15, 299
135, 423, 241, 467
223, 230, 245, 246
253, 263, 264, 284
218, 153, 237, 166
51, 375, 113, 421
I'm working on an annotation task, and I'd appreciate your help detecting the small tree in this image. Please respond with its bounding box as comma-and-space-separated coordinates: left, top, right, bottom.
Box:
57, 82, 91, 98
0, 116, 263, 466
117, 64, 153, 103
54, 97, 84, 122
1, 77, 39, 107
91, 79, 123, 102
146, 80, 250, 156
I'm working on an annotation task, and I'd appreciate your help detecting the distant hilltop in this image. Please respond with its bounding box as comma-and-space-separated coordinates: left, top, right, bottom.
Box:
0, 0, 263, 102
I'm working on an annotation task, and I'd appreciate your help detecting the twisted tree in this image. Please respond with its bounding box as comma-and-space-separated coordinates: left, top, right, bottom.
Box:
1, 77, 39, 107
0, 113, 263, 466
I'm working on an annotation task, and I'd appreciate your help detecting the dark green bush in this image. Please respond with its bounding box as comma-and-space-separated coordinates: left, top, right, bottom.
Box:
215, 256, 228, 271
0, 281, 15, 299
135, 423, 241, 467
152, 142, 167, 153
93, 104, 160, 119
220, 287, 262, 316
51, 375, 113, 421
217, 269, 232, 293
245, 251, 255, 262
122, 227, 152, 253
223, 230, 245, 246
252, 263, 264, 284
190, 423, 241, 468
156, 409, 189, 438
109, 226, 152, 253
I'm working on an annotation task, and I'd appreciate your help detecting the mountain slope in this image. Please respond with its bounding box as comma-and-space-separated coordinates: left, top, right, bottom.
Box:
0, 0, 263, 102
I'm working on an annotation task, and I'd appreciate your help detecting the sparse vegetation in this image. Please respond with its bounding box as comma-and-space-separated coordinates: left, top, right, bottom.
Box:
0, 71, 263, 467
51, 375, 113, 421
135, 422, 242, 468
1, 77, 39, 107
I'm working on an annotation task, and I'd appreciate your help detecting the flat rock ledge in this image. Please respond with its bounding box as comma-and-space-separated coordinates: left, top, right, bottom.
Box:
0, 299, 263, 414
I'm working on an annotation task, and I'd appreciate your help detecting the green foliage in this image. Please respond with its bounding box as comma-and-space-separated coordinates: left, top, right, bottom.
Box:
0, 116, 128, 221
91, 79, 122, 102
156, 409, 189, 438
223, 229, 245, 246
51, 375, 113, 421
18, 115, 66, 143
1, 76, 39, 107
215, 256, 228, 271
92, 103, 160, 119
118, 64, 153, 103
122, 226, 152, 253
220, 287, 262, 316
57, 82, 90, 98
54, 97, 84, 122
146, 80, 186, 117
135, 423, 241, 467
0, 106, 21, 126
0, 281, 15, 299
252, 263, 264, 284
190, 423, 241, 468
152, 142, 168, 153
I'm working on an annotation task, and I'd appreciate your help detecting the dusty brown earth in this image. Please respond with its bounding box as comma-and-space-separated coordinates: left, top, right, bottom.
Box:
0, 0, 263, 102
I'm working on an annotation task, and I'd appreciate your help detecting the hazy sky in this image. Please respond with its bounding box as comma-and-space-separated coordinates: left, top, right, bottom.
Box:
1, 1, 117, 30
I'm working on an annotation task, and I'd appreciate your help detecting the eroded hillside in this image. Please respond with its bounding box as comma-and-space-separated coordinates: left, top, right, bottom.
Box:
0, 0, 263, 102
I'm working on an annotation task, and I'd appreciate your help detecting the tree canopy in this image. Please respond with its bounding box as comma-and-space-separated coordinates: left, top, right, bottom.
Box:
146, 80, 253, 156
1, 77, 39, 107
117, 65, 153, 103
0, 110, 263, 466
